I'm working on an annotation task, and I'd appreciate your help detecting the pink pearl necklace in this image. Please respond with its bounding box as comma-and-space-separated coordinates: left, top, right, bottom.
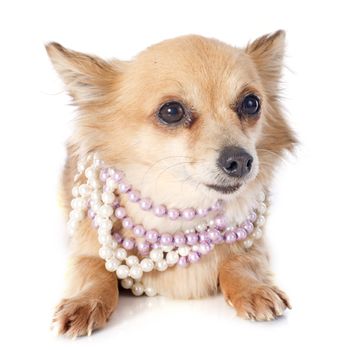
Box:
68, 154, 267, 296
99, 167, 224, 221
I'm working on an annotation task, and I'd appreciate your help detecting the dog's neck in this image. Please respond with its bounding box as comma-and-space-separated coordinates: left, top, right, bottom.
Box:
67, 153, 267, 296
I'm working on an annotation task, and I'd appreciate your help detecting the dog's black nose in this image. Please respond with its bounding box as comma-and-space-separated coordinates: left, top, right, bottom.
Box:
218, 146, 253, 177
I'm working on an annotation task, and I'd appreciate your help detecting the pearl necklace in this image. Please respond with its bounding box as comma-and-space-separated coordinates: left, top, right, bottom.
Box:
67, 154, 267, 297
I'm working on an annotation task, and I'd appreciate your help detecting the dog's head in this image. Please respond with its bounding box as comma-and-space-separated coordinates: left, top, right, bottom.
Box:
47, 32, 296, 202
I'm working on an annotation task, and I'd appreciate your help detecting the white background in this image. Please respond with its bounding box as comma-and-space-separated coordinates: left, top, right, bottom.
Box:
1, 0, 349, 349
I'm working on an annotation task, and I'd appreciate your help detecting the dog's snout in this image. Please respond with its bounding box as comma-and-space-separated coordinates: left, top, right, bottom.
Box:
218, 146, 253, 178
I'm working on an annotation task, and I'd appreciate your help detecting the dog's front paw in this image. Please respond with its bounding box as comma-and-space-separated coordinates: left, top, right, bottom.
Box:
224, 284, 291, 321
51, 296, 112, 337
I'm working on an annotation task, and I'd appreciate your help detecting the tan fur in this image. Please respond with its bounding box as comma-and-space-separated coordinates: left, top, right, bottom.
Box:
46, 31, 296, 337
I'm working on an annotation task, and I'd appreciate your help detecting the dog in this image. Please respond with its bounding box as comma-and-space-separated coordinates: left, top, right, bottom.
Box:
47, 30, 296, 337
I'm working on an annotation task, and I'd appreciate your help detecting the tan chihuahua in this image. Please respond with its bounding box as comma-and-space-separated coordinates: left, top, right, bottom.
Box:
47, 31, 296, 337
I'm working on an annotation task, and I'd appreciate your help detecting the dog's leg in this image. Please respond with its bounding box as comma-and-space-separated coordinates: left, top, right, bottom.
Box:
219, 241, 291, 321
52, 254, 118, 337
53, 217, 118, 337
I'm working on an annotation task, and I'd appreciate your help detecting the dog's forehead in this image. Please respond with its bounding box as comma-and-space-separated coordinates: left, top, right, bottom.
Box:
127, 35, 258, 103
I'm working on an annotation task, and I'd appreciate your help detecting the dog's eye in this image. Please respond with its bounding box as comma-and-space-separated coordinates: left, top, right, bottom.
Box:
240, 94, 260, 116
158, 101, 185, 124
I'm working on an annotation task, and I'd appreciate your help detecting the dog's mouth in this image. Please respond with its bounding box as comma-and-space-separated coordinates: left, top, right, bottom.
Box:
206, 183, 242, 194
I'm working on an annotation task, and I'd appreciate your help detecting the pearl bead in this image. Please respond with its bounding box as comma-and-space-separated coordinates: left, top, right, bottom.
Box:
224, 231, 237, 243
110, 240, 118, 249
112, 169, 123, 182
137, 241, 150, 254
188, 251, 201, 263
178, 245, 190, 256
132, 282, 144, 296
101, 192, 115, 204
145, 286, 157, 297
256, 215, 265, 226
84, 167, 95, 179
118, 181, 131, 193
121, 277, 133, 289
253, 228, 263, 239
116, 265, 129, 279
98, 233, 112, 245
122, 217, 134, 229
128, 190, 141, 202
150, 248, 163, 262
99, 204, 113, 218
243, 238, 254, 249
214, 215, 227, 229
177, 256, 188, 267
99, 218, 113, 231
156, 259, 168, 271
129, 265, 143, 279
166, 251, 179, 265
196, 208, 208, 217
182, 208, 195, 220
207, 228, 223, 243
105, 258, 121, 272
133, 225, 145, 237
208, 219, 216, 228
72, 186, 79, 197
153, 204, 167, 217
258, 203, 267, 214
140, 198, 152, 210
113, 232, 123, 243
174, 233, 186, 246
140, 258, 154, 272
99, 246, 113, 260
258, 192, 266, 202
105, 177, 117, 190
168, 208, 180, 220
79, 184, 92, 197
242, 220, 254, 234
199, 232, 209, 242
160, 233, 173, 246
126, 255, 139, 267
145, 230, 159, 243
235, 228, 247, 240
248, 211, 257, 223
99, 169, 109, 182
199, 242, 212, 255
122, 238, 135, 250
186, 232, 198, 245
115, 248, 127, 261
69, 209, 84, 221
115, 207, 126, 219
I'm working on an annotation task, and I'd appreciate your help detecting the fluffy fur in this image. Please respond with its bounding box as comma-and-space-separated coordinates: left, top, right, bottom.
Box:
47, 31, 296, 337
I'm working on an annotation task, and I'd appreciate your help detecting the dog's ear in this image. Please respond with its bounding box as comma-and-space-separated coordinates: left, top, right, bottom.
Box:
46, 42, 122, 105
245, 30, 285, 91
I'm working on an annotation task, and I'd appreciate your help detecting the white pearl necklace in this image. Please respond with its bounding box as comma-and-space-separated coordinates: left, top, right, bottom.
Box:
67, 154, 266, 297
